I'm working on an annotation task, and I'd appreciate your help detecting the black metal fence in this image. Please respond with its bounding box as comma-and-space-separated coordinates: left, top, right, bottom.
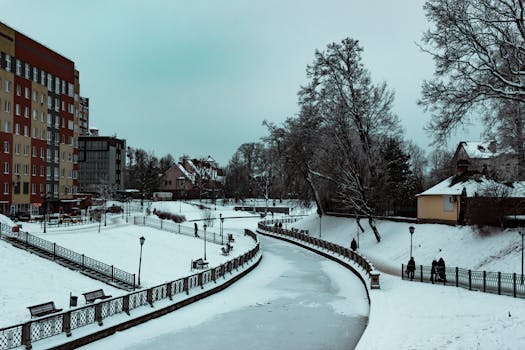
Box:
0, 238, 261, 350
134, 216, 227, 245
258, 219, 376, 277
401, 264, 525, 298
0, 224, 136, 289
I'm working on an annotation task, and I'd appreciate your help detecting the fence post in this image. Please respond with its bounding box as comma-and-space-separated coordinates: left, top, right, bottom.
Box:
167, 282, 173, 300
513, 273, 517, 298
25, 231, 28, 250
95, 303, 103, 326
111, 265, 114, 281
455, 267, 458, 287
498, 272, 501, 295
143, 217, 145, 225
198, 272, 204, 289
468, 270, 472, 290
123, 294, 130, 315
483, 271, 486, 292
160, 220, 163, 230
22, 322, 31, 349
420, 265, 423, 282
53, 242, 56, 260
147, 288, 153, 307
81, 254, 84, 268
133, 274, 136, 291
62, 311, 72, 337
184, 277, 189, 295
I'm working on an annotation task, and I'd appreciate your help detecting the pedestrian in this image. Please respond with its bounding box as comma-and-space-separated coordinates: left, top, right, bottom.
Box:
407, 257, 416, 280
430, 259, 437, 283
194, 222, 199, 238
438, 257, 446, 282
351, 238, 357, 251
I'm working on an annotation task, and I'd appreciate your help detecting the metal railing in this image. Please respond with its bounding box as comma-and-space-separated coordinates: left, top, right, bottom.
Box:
0, 224, 135, 289
134, 216, 225, 245
257, 219, 377, 279
0, 241, 260, 350
401, 264, 525, 298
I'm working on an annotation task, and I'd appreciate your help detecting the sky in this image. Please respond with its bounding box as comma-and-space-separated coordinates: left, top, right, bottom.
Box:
1, 0, 483, 165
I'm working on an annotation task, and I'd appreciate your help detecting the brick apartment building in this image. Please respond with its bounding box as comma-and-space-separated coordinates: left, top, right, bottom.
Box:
0, 21, 82, 214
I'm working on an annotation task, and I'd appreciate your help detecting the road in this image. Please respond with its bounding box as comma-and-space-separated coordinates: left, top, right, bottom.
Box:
81, 235, 370, 350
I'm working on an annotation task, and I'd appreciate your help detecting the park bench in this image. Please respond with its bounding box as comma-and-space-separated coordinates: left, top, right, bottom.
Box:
228, 233, 235, 243
191, 258, 209, 270
28, 301, 62, 318
82, 289, 112, 304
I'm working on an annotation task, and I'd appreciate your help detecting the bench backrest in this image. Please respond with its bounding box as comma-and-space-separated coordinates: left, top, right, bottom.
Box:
28, 302, 55, 315
84, 289, 104, 300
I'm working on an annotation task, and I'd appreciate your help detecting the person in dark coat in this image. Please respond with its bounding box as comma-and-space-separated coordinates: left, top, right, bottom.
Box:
430, 259, 437, 283
194, 222, 199, 238
350, 238, 357, 251
437, 257, 446, 282
407, 257, 416, 280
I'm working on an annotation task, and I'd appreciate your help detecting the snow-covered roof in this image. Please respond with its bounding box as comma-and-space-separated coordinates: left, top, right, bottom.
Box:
460, 141, 513, 159
177, 163, 195, 184
417, 175, 525, 197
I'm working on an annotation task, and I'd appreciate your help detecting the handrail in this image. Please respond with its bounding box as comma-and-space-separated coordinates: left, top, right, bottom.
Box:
0, 224, 135, 289
402, 264, 525, 298
257, 219, 379, 289
0, 225, 261, 350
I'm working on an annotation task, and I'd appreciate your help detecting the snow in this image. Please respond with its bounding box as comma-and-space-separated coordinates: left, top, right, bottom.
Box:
291, 214, 525, 349
417, 175, 525, 197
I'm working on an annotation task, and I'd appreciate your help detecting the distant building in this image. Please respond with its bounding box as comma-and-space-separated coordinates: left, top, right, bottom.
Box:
79, 97, 89, 136
159, 156, 223, 199
77, 136, 125, 194
452, 141, 518, 181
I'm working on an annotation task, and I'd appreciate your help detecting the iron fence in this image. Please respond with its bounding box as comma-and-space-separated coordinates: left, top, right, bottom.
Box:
257, 219, 376, 276
401, 264, 525, 298
0, 229, 261, 350
1, 228, 135, 288
134, 216, 225, 245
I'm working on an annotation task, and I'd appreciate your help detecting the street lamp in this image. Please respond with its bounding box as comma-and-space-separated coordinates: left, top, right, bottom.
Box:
203, 223, 207, 261
138, 236, 145, 285
519, 228, 525, 284
318, 208, 322, 238
409, 226, 415, 258
220, 213, 224, 245
355, 213, 359, 248
40, 192, 49, 233
104, 201, 107, 227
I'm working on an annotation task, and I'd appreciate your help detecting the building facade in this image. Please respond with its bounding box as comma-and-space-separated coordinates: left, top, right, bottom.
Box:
79, 97, 89, 136
0, 21, 80, 214
78, 136, 126, 194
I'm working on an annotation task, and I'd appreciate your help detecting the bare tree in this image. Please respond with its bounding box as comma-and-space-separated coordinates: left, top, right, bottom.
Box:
420, 0, 525, 144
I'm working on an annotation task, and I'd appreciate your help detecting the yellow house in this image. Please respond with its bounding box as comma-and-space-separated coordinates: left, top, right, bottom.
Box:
417, 176, 465, 225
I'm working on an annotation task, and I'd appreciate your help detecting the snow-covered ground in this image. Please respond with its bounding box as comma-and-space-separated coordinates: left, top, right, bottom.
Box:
290, 214, 525, 349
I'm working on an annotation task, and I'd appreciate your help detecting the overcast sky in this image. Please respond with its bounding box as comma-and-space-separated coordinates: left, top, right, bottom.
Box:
1, 0, 482, 164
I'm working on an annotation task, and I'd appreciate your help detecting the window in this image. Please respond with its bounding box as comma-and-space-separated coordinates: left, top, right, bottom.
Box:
443, 196, 454, 212
14, 163, 19, 175
40, 166, 44, 177
47, 96, 52, 109
31, 183, 36, 195
41, 71, 45, 86
47, 74, 52, 91
24, 125, 28, 137
3, 121, 9, 133
32, 146, 36, 157
40, 147, 44, 159
32, 110, 37, 120
4, 101, 10, 113
3, 183, 8, 195
23, 144, 29, 156
24, 106, 29, 118
4, 79, 11, 92
16, 84, 21, 96
24, 87, 30, 99
32, 164, 36, 176
15, 124, 19, 135
33, 67, 38, 83
15, 143, 20, 154
15, 104, 20, 116
3, 162, 8, 174
23, 182, 28, 194
15, 59, 21, 76
3, 141, 9, 153
55, 77, 60, 94
40, 94, 45, 106
23, 164, 28, 175
24, 63, 30, 79
39, 184, 44, 194
5, 55, 11, 72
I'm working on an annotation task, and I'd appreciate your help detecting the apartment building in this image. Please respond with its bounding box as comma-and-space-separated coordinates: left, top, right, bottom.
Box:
0, 21, 80, 214
78, 136, 126, 195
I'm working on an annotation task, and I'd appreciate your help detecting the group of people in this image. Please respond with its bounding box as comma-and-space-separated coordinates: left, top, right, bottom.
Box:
406, 257, 447, 283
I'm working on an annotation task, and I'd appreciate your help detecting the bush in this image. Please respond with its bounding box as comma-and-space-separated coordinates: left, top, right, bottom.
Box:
153, 209, 186, 223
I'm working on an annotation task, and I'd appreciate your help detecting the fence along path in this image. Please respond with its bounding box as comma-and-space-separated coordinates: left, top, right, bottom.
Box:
0, 224, 136, 291
257, 219, 380, 290
0, 229, 260, 350
402, 263, 525, 298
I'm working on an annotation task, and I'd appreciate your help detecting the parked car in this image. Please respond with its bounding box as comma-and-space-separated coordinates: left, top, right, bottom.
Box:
15, 212, 31, 222
106, 205, 123, 214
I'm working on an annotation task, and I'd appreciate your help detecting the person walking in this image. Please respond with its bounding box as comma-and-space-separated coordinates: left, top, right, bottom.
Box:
438, 257, 446, 282
194, 222, 199, 238
351, 238, 357, 251
430, 259, 437, 284
407, 257, 416, 280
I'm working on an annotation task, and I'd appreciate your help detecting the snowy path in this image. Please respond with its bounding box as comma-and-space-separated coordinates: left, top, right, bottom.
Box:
80, 235, 370, 350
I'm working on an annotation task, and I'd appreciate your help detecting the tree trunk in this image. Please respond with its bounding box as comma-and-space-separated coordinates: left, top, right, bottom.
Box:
356, 216, 365, 233
367, 215, 381, 242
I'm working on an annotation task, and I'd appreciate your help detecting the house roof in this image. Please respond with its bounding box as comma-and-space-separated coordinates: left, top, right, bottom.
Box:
417, 174, 525, 198
459, 141, 513, 159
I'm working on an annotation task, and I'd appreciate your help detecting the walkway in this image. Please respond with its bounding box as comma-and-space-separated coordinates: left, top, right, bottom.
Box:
79, 234, 370, 350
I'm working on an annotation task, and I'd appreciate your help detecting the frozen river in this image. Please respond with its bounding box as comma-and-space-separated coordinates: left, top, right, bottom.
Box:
81, 235, 370, 350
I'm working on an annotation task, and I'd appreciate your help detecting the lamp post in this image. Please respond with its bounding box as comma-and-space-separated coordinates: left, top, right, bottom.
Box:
409, 226, 415, 258
220, 213, 224, 245
41, 192, 49, 233
138, 236, 145, 285
519, 228, 525, 284
104, 201, 107, 227
203, 223, 207, 261
317, 208, 322, 238
355, 213, 359, 248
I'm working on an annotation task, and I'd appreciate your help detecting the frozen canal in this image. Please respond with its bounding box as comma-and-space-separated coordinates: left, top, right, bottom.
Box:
82, 235, 370, 350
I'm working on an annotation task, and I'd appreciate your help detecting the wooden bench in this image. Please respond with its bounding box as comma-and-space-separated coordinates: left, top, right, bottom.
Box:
82, 289, 112, 303
227, 233, 235, 243
191, 258, 209, 270
28, 301, 62, 318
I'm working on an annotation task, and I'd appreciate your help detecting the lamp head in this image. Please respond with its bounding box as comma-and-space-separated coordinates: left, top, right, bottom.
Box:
139, 236, 145, 246
409, 226, 415, 234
